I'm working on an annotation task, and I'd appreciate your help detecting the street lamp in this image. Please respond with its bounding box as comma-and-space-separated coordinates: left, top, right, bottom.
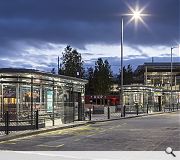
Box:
170, 46, 179, 111
120, 7, 147, 117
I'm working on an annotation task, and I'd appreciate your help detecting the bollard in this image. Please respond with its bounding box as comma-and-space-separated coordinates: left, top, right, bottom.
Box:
107, 106, 110, 119
35, 110, 39, 130
52, 113, 55, 126
123, 105, 126, 117
93, 105, 95, 114
89, 108, 91, 121
147, 104, 149, 114
5, 111, 9, 135
136, 104, 139, 115
121, 105, 124, 117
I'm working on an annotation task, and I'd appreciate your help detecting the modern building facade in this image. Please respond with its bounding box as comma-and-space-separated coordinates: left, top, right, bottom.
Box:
135, 62, 180, 90
0, 68, 87, 124
123, 62, 180, 111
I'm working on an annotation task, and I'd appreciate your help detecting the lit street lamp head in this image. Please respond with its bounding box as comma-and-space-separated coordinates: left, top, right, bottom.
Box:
132, 10, 142, 20
123, 3, 150, 29
127, 8, 146, 25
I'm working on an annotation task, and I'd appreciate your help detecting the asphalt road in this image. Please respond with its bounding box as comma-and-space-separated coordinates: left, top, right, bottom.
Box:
0, 111, 179, 151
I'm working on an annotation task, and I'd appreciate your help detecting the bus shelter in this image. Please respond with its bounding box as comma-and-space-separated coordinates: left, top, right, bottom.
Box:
0, 68, 87, 125
123, 85, 179, 113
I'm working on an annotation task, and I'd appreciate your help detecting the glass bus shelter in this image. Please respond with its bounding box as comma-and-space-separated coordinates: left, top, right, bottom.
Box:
123, 85, 179, 113
0, 68, 87, 125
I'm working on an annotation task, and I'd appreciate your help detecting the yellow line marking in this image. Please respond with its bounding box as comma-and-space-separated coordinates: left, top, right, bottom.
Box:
0, 135, 38, 143
37, 144, 64, 148
6, 142, 16, 145
56, 144, 64, 147
0, 141, 14, 144
0, 141, 6, 144
40, 125, 92, 136
0, 141, 16, 145
37, 144, 48, 147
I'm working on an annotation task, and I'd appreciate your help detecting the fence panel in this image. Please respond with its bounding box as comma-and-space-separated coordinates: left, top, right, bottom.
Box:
0, 110, 45, 135
85, 104, 179, 122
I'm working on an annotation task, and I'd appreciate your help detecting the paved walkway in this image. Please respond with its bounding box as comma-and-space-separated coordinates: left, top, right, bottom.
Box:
0, 121, 87, 141
0, 111, 179, 151
0, 110, 178, 142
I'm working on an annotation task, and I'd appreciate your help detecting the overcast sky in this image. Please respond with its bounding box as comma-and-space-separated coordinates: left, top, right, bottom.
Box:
0, 0, 179, 73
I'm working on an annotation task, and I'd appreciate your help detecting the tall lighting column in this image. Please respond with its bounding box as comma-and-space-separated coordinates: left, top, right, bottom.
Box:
170, 46, 179, 111
120, 7, 147, 117
120, 18, 124, 117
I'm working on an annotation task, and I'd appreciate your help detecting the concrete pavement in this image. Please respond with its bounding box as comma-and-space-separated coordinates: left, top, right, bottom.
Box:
0, 111, 167, 142
0, 111, 179, 151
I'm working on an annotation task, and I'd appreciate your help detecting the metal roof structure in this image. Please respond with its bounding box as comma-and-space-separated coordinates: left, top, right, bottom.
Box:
0, 68, 88, 83
135, 62, 180, 73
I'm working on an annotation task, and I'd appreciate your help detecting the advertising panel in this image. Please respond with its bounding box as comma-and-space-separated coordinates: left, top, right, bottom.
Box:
47, 90, 53, 112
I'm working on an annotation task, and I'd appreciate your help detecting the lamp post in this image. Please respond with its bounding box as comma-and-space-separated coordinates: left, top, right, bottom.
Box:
120, 17, 124, 117
170, 46, 179, 111
120, 7, 146, 117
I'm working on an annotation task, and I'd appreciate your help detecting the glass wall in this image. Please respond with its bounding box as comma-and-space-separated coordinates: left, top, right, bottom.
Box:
124, 85, 164, 112
3, 84, 17, 112
0, 69, 87, 124
145, 71, 180, 93
144, 69, 180, 110
0, 85, 2, 116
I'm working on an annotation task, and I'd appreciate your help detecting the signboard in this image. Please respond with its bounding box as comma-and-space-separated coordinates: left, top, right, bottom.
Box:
47, 90, 53, 112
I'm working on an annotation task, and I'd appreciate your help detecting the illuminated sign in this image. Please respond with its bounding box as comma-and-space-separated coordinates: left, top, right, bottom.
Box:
47, 90, 53, 112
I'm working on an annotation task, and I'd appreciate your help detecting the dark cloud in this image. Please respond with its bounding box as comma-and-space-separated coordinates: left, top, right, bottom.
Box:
160, 53, 177, 57
129, 45, 144, 54
0, 0, 179, 49
85, 56, 180, 73
124, 53, 149, 59
82, 53, 94, 56
0, 0, 179, 71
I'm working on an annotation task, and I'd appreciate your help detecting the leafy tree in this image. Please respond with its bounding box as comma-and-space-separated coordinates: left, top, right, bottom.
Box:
85, 67, 94, 95
94, 58, 113, 95
133, 66, 144, 84
118, 66, 126, 85
126, 64, 133, 85
118, 64, 134, 85
60, 45, 84, 78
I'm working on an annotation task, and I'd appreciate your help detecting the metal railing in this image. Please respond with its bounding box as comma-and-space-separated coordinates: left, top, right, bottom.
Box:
0, 110, 45, 135
85, 104, 179, 121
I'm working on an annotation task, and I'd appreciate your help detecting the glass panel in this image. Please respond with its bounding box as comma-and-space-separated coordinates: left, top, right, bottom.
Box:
55, 86, 64, 118
0, 84, 2, 114
33, 86, 40, 110
3, 84, 16, 112
20, 85, 31, 112
74, 92, 79, 120
41, 86, 53, 114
